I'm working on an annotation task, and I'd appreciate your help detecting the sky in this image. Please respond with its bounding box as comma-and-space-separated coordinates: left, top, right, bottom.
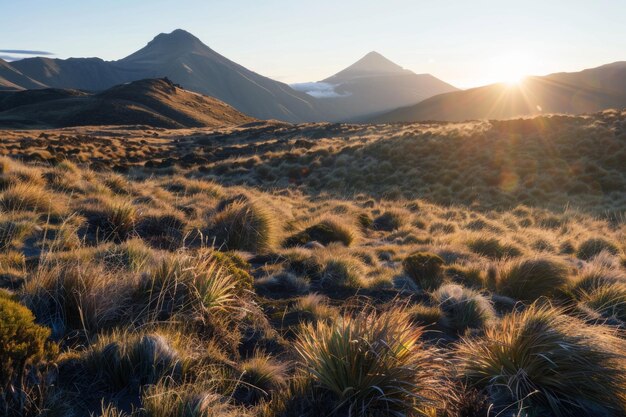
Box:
1, 0, 625, 88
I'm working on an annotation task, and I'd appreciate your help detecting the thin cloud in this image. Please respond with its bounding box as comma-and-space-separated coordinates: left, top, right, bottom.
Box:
291, 82, 351, 99
0, 49, 54, 56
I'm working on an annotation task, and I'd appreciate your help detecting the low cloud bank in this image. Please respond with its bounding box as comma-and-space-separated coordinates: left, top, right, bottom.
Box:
291, 82, 351, 98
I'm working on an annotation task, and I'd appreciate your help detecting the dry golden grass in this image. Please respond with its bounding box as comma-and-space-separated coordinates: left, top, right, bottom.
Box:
0, 111, 625, 416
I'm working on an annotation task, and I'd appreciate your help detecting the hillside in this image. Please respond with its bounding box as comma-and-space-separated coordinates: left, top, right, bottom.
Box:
293, 51, 458, 121
372, 62, 626, 122
0, 78, 255, 128
0, 110, 625, 417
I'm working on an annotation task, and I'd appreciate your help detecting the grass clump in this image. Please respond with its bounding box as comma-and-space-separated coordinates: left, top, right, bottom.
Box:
0, 183, 66, 216
372, 210, 406, 231
496, 257, 569, 302
294, 307, 443, 416
576, 237, 621, 260
235, 352, 287, 405
284, 217, 356, 247
467, 236, 522, 259
82, 331, 184, 392
402, 252, 445, 291
432, 284, 495, 334
578, 282, 626, 324
208, 199, 276, 253
458, 305, 626, 416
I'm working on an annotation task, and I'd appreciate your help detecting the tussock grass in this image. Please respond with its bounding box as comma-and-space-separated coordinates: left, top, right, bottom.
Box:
208, 199, 277, 252
432, 284, 495, 334
402, 252, 445, 291
0, 183, 67, 215
458, 305, 626, 416
295, 307, 445, 416
496, 256, 570, 302
284, 216, 356, 247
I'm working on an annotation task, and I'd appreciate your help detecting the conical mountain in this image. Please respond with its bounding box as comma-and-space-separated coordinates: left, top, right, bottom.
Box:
293, 51, 458, 121
117, 29, 325, 122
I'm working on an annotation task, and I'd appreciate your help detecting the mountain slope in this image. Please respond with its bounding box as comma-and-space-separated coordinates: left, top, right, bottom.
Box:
371, 62, 626, 122
0, 59, 47, 91
4, 30, 325, 123
292, 51, 458, 121
0, 78, 255, 128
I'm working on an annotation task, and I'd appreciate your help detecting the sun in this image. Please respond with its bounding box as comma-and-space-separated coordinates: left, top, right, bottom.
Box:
490, 51, 533, 85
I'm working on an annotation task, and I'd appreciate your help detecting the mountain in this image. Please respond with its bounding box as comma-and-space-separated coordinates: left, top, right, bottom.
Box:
0, 58, 47, 91
0, 78, 255, 128
3, 30, 325, 123
370, 62, 626, 122
292, 51, 458, 121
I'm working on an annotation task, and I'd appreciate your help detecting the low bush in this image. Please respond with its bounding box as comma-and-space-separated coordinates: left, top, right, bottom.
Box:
0, 297, 55, 416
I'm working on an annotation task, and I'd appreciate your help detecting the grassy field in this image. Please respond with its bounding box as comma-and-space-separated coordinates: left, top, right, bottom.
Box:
1, 110, 625, 417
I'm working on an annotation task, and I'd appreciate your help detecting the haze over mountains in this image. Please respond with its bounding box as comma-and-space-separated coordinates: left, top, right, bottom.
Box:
0, 78, 254, 128
371, 61, 626, 122
0, 28, 624, 125
292, 51, 458, 121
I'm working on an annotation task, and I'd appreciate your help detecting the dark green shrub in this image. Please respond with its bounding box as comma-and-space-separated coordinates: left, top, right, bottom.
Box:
0, 297, 55, 416
402, 252, 445, 291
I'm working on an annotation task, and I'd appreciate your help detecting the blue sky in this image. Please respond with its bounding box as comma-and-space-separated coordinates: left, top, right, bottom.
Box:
1, 0, 625, 88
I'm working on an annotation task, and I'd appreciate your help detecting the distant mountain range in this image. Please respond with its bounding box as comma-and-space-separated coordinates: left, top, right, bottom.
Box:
1, 29, 624, 124
370, 62, 626, 122
0, 78, 254, 128
0, 29, 456, 123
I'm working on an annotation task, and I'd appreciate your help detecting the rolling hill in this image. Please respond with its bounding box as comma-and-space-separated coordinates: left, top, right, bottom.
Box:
370, 61, 626, 122
292, 51, 458, 121
0, 78, 255, 128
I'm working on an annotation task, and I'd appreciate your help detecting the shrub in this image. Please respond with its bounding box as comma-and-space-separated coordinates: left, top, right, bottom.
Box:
431, 284, 495, 334
496, 257, 569, 302
284, 217, 356, 247
576, 237, 621, 260
466, 236, 522, 259
0, 297, 54, 415
295, 307, 443, 416
235, 353, 287, 404
402, 252, 445, 291
458, 305, 626, 416
372, 210, 406, 231
208, 199, 276, 253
